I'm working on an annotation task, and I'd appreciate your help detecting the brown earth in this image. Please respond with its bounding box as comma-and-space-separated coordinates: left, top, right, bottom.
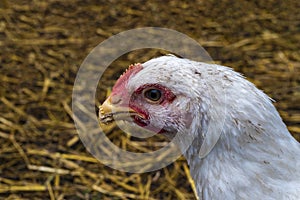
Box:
0, 0, 299, 199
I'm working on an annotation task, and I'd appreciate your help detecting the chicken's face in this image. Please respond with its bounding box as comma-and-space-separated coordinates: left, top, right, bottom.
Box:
99, 58, 198, 136
99, 55, 227, 156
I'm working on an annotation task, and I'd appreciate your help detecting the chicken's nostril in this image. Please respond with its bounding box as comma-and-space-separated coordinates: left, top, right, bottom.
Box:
111, 95, 122, 104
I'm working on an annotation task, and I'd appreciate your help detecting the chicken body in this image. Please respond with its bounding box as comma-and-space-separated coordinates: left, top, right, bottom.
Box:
100, 55, 300, 199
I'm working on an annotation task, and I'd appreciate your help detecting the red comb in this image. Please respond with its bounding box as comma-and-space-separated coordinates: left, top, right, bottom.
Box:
111, 63, 143, 95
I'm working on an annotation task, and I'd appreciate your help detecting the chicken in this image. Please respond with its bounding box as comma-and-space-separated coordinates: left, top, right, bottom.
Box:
99, 55, 300, 199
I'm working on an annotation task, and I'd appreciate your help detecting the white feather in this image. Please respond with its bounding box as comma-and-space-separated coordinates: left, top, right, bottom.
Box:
127, 55, 300, 199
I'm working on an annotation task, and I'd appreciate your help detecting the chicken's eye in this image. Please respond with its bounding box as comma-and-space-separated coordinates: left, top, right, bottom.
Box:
143, 89, 162, 103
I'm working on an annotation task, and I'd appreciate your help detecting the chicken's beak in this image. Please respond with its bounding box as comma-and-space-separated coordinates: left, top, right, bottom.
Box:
99, 97, 142, 124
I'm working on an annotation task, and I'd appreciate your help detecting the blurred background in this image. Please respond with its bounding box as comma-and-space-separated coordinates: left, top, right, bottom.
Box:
0, 0, 299, 199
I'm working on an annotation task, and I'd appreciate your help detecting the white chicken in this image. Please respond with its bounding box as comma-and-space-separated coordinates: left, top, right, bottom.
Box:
99, 55, 300, 199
